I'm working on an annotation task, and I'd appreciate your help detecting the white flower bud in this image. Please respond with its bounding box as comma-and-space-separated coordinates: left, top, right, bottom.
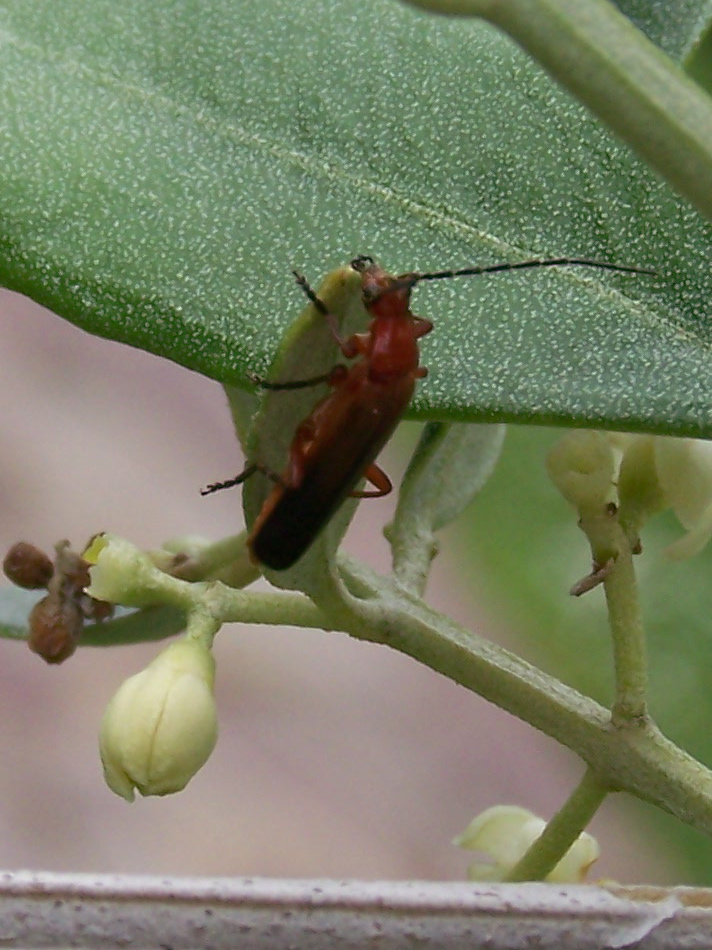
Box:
99, 638, 217, 801
454, 805, 599, 883
616, 435, 667, 532
653, 438, 712, 559
84, 534, 168, 607
546, 431, 617, 514
547, 430, 712, 560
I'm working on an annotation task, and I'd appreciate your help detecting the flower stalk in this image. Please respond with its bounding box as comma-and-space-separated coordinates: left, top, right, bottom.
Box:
600, 528, 648, 726
504, 769, 607, 882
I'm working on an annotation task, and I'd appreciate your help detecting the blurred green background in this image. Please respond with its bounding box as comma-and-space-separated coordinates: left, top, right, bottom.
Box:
461, 423, 712, 884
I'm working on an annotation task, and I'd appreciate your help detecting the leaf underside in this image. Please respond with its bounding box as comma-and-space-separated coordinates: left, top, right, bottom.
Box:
0, 0, 709, 435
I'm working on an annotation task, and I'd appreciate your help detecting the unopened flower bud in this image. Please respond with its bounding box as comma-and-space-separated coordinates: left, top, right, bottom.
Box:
99, 638, 218, 801
454, 805, 599, 883
653, 438, 712, 559
546, 431, 617, 514
616, 436, 666, 535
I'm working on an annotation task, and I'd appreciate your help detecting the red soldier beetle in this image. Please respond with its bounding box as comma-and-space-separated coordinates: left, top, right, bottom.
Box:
204, 254, 653, 570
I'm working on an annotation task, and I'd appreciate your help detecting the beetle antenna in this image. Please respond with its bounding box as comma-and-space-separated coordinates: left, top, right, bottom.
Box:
201, 464, 259, 496
410, 258, 656, 283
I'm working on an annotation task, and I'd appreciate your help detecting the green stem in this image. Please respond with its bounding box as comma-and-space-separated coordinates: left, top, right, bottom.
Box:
400, 0, 712, 221
151, 532, 260, 588
77, 536, 712, 841
81, 587, 329, 647
576, 500, 649, 725
574, 486, 649, 725
602, 532, 648, 725
161, 578, 331, 630
179, 532, 253, 582
327, 558, 712, 838
185, 607, 222, 650
505, 768, 608, 881
206, 585, 331, 629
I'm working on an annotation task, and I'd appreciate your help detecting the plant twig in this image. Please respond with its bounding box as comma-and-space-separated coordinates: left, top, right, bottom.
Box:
505, 768, 608, 881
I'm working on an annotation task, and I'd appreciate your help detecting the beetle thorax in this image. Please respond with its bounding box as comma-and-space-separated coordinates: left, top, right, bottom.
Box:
367, 310, 420, 381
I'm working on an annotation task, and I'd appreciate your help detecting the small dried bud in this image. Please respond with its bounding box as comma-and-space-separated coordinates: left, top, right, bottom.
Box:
52, 542, 113, 622
54, 544, 91, 592
13, 539, 115, 665
3, 542, 54, 589
28, 593, 83, 664
80, 596, 115, 623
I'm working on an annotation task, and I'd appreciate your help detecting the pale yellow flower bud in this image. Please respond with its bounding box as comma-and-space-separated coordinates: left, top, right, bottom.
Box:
454, 805, 599, 883
613, 435, 667, 549
99, 638, 217, 801
546, 431, 617, 514
653, 438, 712, 559
84, 534, 166, 607
548, 429, 712, 560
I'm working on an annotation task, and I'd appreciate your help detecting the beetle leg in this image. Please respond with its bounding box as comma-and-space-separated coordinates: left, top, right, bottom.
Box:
293, 269, 348, 350
247, 364, 347, 391
248, 370, 333, 390
412, 316, 434, 338
351, 463, 392, 499
339, 331, 371, 359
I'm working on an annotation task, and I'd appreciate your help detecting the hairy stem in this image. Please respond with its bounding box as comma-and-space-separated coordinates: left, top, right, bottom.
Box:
602, 532, 648, 725
326, 558, 712, 838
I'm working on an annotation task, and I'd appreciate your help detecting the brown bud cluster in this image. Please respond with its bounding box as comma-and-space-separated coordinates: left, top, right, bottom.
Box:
3, 539, 114, 665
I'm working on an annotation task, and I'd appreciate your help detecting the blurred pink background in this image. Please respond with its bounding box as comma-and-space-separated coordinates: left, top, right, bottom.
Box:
0, 289, 671, 882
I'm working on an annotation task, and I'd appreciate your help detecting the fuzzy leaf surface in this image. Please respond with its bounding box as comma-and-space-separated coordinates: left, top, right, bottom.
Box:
0, 0, 710, 434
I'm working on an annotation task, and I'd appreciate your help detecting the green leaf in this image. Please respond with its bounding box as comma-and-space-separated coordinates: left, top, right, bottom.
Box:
0, 588, 43, 641
0, 586, 186, 646
0, 0, 710, 436
79, 605, 186, 646
402, 0, 712, 220
614, 0, 712, 60
389, 422, 505, 592
224, 384, 259, 454
687, 20, 712, 91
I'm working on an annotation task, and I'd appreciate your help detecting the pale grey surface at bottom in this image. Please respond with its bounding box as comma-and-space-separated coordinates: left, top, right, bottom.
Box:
0, 872, 707, 949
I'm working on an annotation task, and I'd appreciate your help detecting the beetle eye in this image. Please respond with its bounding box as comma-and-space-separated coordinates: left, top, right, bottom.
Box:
350, 255, 374, 273
360, 280, 380, 304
